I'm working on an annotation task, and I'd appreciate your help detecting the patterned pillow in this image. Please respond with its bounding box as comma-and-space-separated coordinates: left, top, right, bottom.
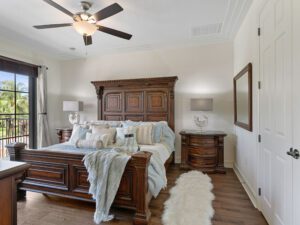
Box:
69, 124, 90, 144
136, 124, 153, 145
91, 125, 116, 145
122, 121, 163, 143
75, 139, 103, 149
116, 126, 139, 153
86, 133, 110, 148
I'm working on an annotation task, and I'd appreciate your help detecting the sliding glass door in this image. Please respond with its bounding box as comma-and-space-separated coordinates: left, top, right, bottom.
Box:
0, 57, 37, 158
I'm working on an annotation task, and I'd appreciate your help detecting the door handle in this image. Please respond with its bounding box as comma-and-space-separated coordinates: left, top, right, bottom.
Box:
287, 148, 300, 159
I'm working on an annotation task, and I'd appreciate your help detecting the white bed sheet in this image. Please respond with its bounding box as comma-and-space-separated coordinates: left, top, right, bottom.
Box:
139, 143, 172, 164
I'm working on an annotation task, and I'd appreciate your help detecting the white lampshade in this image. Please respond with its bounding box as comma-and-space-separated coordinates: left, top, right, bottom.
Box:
63, 101, 83, 112
73, 21, 97, 36
191, 98, 213, 111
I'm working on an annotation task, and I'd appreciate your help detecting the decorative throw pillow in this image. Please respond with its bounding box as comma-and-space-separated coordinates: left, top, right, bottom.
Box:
116, 126, 139, 152
160, 123, 176, 152
121, 120, 141, 127
122, 120, 166, 143
136, 124, 153, 145
86, 133, 110, 148
91, 125, 116, 145
84, 120, 122, 128
69, 124, 90, 144
152, 121, 167, 143
75, 139, 103, 149
88, 123, 109, 129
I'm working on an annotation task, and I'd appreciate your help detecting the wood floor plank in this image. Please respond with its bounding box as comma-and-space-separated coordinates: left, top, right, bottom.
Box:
18, 166, 268, 225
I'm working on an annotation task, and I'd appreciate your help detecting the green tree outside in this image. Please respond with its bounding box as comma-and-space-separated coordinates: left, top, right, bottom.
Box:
0, 80, 29, 138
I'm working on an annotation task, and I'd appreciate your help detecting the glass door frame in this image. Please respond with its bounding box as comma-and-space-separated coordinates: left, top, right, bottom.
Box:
0, 56, 38, 149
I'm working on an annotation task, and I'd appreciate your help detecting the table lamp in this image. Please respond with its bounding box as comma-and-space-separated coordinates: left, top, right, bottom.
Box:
63, 101, 83, 125
190, 98, 213, 132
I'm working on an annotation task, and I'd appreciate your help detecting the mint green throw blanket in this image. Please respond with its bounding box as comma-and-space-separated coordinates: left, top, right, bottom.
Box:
83, 148, 130, 224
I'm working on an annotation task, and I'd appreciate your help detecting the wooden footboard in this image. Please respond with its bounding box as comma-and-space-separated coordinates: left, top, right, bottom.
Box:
6, 143, 155, 225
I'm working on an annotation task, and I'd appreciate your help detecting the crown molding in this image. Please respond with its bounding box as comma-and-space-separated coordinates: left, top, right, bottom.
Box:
222, 0, 253, 39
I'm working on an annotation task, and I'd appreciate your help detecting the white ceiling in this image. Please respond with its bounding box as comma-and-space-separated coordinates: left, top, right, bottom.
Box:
0, 0, 252, 60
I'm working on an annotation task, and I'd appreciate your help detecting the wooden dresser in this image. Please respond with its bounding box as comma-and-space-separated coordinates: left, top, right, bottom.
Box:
0, 160, 30, 225
180, 130, 226, 173
56, 128, 73, 143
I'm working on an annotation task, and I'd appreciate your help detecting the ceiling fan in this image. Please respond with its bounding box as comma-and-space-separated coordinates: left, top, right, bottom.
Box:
33, 0, 132, 46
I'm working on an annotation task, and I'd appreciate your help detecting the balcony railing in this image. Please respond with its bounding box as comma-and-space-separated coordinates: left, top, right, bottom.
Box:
0, 117, 29, 158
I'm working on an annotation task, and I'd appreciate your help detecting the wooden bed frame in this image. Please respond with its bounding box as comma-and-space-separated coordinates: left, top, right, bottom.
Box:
7, 76, 178, 225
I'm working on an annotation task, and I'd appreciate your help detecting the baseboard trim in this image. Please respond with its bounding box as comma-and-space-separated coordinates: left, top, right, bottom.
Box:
233, 164, 257, 208
174, 159, 233, 168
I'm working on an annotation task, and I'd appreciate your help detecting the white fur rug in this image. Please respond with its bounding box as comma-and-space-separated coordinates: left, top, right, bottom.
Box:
162, 170, 215, 225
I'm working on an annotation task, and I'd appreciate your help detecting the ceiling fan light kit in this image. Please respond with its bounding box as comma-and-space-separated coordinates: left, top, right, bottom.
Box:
34, 0, 132, 46
73, 21, 97, 36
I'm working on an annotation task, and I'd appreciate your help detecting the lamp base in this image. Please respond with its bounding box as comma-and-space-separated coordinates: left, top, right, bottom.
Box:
194, 115, 208, 132
69, 112, 80, 125
195, 126, 205, 133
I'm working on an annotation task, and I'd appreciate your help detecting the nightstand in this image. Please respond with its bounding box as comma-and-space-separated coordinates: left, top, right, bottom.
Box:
180, 130, 226, 173
56, 128, 73, 143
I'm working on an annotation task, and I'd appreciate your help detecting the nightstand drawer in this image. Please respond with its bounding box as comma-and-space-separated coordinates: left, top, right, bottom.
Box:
188, 155, 216, 168
188, 147, 216, 157
189, 136, 215, 147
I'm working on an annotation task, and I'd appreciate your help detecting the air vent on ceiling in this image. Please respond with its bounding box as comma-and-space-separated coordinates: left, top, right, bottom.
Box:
191, 23, 223, 36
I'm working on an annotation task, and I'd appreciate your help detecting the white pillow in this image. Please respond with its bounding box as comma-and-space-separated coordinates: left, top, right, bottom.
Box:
86, 133, 110, 148
69, 124, 90, 144
91, 125, 116, 145
75, 139, 103, 149
116, 126, 139, 153
84, 120, 122, 128
87, 123, 109, 129
136, 124, 153, 145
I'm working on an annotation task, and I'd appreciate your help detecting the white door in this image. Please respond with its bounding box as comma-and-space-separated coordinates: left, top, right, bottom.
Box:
292, 1, 300, 225
259, 0, 293, 224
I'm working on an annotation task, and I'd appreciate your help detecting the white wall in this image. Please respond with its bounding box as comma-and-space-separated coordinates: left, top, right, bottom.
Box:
60, 43, 235, 165
0, 37, 62, 143
233, 0, 264, 206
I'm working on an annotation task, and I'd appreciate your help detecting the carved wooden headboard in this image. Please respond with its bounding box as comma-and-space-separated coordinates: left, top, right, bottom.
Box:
91, 76, 178, 130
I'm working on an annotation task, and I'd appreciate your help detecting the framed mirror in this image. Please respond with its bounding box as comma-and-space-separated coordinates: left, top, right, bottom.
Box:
234, 63, 252, 131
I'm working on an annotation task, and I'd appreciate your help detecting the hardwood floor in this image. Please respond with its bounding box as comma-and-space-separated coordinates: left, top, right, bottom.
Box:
17, 165, 268, 225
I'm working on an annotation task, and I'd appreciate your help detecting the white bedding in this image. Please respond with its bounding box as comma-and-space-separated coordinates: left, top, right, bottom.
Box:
41, 142, 172, 163
141, 143, 171, 197
140, 143, 172, 164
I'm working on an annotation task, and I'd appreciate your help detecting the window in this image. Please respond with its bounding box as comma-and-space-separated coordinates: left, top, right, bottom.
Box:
0, 56, 37, 158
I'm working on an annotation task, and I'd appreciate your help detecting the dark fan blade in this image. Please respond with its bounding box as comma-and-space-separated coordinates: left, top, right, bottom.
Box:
43, 0, 74, 17
33, 23, 72, 29
83, 35, 92, 46
93, 3, 123, 21
98, 26, 132, 40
